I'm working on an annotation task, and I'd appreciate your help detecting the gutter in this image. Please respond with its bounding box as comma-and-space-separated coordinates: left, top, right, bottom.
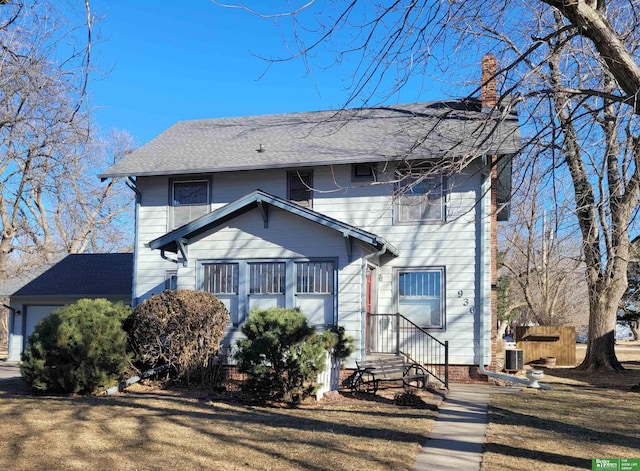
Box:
477, 156, 551, 390
1, 303, 16, 313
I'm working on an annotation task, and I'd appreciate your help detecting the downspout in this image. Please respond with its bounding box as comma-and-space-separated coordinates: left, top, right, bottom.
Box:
126, 177, 141, 306
477, 157, 551, 389
1, 303, 16, 314
160, 248, 181, 265
361, 242, 387, 361
2, 302, 16, 353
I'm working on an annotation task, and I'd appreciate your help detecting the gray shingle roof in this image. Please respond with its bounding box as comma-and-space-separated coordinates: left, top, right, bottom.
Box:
99, 99, 521, 178
0, 253, 133, 298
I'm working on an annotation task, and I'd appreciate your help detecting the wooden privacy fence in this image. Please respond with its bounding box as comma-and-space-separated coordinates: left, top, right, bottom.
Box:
515, 326, 576, 366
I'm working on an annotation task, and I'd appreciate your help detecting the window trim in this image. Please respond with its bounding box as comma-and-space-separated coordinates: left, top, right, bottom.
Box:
394, 266, 446, 330
394, 172, 446, 224
169, 177, 211, 229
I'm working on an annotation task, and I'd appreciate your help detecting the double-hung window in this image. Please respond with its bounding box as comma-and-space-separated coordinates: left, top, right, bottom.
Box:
395, 173, 445, 223
296, 261, 335, 326
288, 171, 313, 208
203, 262, 239, 324
171, 180, 210, 228
397, 268, 445, 328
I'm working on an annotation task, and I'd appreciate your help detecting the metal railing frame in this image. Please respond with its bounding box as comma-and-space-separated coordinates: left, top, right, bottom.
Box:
366, 313, 449, 388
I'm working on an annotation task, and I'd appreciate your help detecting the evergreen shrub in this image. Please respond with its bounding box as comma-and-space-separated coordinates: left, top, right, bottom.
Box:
235, 307, 335, 404
322, 324, 355, 361
20, 298, 131, 394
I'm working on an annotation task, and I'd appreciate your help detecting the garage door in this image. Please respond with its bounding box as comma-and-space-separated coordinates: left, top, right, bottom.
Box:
25, 305, 61, 343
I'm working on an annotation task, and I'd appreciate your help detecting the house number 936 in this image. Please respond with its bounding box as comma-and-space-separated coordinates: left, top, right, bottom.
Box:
458, 290, 474, 314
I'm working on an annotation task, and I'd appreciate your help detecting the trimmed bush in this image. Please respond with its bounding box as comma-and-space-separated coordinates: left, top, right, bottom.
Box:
20, 299, 131, 395
127, 289, 230, 384
234, 307, 329, 404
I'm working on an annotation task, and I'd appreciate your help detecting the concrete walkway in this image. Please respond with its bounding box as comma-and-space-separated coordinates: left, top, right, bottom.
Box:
0, 361, 20, 380
413, 384, 498, 471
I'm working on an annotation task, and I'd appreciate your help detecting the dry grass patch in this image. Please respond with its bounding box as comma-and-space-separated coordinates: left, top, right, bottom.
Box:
0, 380, 438, 471
482, 343, 640, 471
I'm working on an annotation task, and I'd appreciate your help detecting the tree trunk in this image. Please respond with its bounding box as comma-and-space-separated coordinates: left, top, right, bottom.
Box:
578, 283, 624, 371
0, 234, 13, 280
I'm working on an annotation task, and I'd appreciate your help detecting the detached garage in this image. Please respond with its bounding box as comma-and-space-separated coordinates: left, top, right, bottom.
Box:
1, 253, 133, 361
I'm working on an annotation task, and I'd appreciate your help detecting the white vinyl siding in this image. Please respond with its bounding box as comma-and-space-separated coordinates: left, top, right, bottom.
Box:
133, 161, 489, 366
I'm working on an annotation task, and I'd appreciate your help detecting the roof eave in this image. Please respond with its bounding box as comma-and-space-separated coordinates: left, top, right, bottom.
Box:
97, 144, 520, 179
148, 190, 400, 258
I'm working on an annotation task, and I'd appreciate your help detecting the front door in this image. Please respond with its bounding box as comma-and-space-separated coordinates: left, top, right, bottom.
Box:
366, 266, 397, 354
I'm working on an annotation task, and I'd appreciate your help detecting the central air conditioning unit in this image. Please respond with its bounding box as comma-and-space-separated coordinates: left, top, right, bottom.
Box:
504, 348, 524, 372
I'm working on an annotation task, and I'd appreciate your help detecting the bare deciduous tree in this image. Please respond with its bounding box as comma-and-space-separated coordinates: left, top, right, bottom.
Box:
0, 1, 133, 279
500, 169, 589, 328
216, 0, 640, 371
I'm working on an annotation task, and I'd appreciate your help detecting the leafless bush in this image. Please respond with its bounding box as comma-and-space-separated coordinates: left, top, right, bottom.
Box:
127, 290, 230, 385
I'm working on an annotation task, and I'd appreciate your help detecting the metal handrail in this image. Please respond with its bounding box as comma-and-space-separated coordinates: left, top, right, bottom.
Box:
366, 313, 448, 388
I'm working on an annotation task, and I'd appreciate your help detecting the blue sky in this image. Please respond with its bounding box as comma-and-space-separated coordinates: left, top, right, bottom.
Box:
88, 1, 450, 146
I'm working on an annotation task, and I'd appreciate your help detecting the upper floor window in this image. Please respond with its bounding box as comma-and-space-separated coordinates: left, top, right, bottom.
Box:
171, 179, 209, 228
351, 163, 376, 182
288, 171, 313, 208
395, 173, 445, 223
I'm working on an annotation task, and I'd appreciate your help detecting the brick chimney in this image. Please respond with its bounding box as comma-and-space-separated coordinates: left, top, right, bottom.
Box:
481, 53, 497, 111
482, 52, 500, 374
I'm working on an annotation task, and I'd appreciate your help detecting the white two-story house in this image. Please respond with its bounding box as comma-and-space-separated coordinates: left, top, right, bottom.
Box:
99, 89, 520, 383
